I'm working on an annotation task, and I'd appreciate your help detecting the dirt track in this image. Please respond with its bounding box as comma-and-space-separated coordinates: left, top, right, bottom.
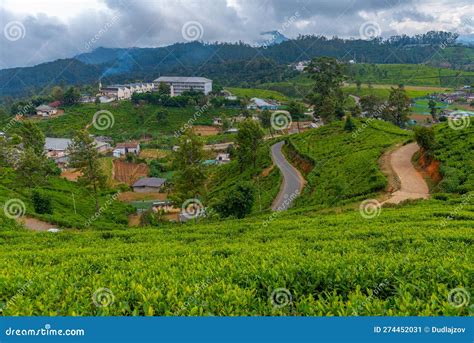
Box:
383, 143, 429, 204
17, 217, 59, 231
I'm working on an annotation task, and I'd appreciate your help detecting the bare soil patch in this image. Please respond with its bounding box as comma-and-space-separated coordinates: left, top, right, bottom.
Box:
113, 160, 149, 185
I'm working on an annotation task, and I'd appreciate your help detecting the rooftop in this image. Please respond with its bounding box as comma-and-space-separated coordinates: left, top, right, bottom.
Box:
115, 141, 139, 149
45, 138, 72, 151
133, 177, 167, 188
154, 76, 212, 83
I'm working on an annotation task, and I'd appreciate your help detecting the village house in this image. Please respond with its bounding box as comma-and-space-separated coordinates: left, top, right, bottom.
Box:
99, 85, 132, 100
132, 177, 167, 193
213, 117, 223, 126
45, 137, 110, 168
99, 82, 154, 100
215, 153, 230, 165
152, 200, 174, 213
247, 98, 280, 110
36, 104, 57, 117
113, 141, 140, 157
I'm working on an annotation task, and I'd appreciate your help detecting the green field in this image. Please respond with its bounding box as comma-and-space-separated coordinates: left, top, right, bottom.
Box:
6, 102, 241, 141
0, 170, 132, 229
347, 63, 474, 88
433, 123, 474, 193
287, 119, 411, 208
226, 87, 288, 102
0, 195, 472, 316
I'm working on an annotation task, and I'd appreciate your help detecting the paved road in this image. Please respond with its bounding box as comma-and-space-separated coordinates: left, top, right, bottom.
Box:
270, 141, 305, 211
382, 142, 429, 204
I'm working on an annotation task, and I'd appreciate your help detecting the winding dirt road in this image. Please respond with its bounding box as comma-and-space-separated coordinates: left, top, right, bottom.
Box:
382, 142, 429, 204
270, 141, 305, 211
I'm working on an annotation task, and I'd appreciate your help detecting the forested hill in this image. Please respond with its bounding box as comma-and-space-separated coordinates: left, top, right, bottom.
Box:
1, 31, 472, 98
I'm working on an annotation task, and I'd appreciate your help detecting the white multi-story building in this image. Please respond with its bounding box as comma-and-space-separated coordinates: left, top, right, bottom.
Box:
99, 82, 154, 100
153, 76, 212, 96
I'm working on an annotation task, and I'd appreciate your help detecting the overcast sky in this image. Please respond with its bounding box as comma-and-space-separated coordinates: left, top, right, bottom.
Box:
0, 0, 472, 69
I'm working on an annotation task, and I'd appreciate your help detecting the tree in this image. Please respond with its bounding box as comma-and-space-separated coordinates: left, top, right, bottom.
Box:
344, 115, 356, 132
16, 148, 50, 185
67, 130, 106, 212
351, 104, 362, 117
360, 94, 383, 116
356, 80, 362, 92
414, 126, 436, 162
50, 86, 64, 101
19, 121, 45, 157
63, 87, 81, 106
259, 109, 273, 137
235, 119, 264, 171
383, 86, 411, 127
95, 96, 101, 106
157, 82, 171, 95
287, 100, 305, 132
428, 99, 437, 122
305, 57, 347, 123
31, 190, 53, 214
172, 129, 206, 202
214, 182, 255, 218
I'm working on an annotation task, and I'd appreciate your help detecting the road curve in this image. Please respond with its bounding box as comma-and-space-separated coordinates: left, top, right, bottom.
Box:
382, 142, 429, 204
270, 141, 305, 211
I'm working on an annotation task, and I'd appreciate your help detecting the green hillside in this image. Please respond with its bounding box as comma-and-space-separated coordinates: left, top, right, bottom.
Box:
287, 120, 411, 207
0, 169, 132, 229
0, 195, 471, 316
7, 103, 240, 141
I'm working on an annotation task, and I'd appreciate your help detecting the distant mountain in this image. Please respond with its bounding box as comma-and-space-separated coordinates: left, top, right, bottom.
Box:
1, 31, 472, 98
457, 34, 474, 46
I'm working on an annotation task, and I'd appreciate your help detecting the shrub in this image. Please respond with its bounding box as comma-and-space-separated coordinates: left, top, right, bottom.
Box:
215, 182, 255, 218
31, 190, 53, 214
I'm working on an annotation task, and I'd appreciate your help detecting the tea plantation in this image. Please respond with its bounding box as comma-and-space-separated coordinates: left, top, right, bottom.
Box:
0, 195, 472, 316
287, 119, 411, 207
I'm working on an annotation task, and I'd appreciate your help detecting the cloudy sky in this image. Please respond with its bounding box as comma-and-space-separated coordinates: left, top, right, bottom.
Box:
0, 0, 472, 69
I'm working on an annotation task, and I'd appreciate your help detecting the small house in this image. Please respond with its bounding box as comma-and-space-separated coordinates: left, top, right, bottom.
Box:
132, 177, 167, 193
215, 153, 230, 164
113, 141, 140, 157
36, 105, 57, 117
213, 117, 223, 126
